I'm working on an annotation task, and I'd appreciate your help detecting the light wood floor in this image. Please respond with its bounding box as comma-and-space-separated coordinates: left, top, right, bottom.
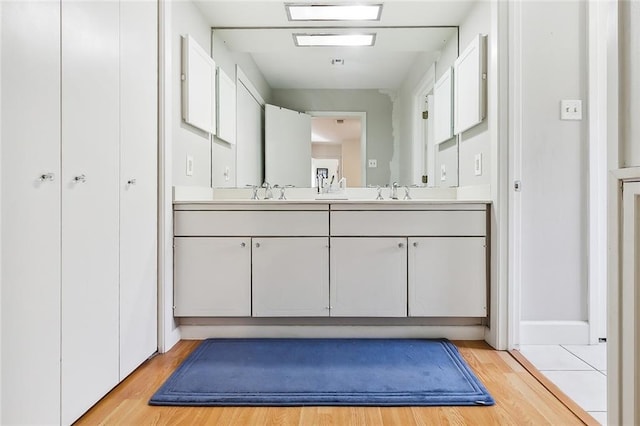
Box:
76, 340, 588, 425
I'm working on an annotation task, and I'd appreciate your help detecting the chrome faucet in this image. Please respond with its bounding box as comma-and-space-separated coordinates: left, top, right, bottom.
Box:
262, 181, 273, 200
403, 186, 411, 200
376, 185, 384, 200
247, 184, 259, 200
390, 182, 399, 200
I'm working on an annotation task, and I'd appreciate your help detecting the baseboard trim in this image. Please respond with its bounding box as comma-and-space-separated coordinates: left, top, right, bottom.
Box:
520, 320, 589, 345
510, 349, 601, 426
179, 325, 487, 340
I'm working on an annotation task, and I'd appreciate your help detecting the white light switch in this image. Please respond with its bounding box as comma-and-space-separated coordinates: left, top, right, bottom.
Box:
186, 155, 194, 176
560, 100, 582, 120
368, 159, 377, 168
224, 166, 230, 181
440, 164, 447, 181
474, 153, 482, 176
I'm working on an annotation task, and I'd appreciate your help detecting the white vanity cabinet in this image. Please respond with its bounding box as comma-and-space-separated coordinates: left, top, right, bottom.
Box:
330, 203, 488, 318
252, 237, 329, 317
408, 237, 487, 317
173, 201, 489, 320
173, 203, 330, 317
330, 237, 407, 317
174, 237, 251, 316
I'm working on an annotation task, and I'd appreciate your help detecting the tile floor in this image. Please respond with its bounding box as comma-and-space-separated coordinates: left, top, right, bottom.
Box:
519, 344, 607, 425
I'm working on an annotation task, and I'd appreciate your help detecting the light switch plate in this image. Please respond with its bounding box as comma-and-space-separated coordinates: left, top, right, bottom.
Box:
560, 100, 582, 120
368, 159, 377, 168
474, 153, 482, 176
186, 155, 194, 176
440, 164, 447, 181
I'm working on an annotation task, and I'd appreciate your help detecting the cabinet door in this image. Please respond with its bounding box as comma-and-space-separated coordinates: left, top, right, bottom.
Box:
174, 237, 251, 316
408, 237, 487, 317
253, 238, 329, 317
61, 2, 120, 424
119, 0, 158, 380
1, 2, 61, 424
330, 238, 407, 317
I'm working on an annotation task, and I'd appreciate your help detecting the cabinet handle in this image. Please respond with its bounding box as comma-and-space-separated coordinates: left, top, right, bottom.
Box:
398, 242, 405, 248
127, 178, 137, 185
73, 174, 86, 183
413, 242, 418, 247
240, 242, 246, 248
255, 242, 261, 248
39, 173, 55, 182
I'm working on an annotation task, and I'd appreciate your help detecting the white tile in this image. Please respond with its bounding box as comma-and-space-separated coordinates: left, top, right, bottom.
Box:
588, 411, 607, 425
543, 370, 607, 412
519, 345, 594, 371
562, 344, 607, 371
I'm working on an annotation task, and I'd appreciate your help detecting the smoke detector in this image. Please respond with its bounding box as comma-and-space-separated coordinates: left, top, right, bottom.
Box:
331, 58, 345, 65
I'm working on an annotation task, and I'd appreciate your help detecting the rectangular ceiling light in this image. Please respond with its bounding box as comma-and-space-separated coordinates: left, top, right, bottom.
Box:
293, 33, 376, 47
286, 4, 382, 21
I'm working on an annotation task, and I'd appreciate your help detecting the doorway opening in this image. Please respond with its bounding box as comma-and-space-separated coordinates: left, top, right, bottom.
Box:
308, 111, 366, 187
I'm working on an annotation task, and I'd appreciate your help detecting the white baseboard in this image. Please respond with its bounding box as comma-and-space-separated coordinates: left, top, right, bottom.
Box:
179, 325, 487, 340
520, 320, 590, 345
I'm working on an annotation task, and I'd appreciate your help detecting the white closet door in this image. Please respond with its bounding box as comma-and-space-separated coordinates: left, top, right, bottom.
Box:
119, 0, 158, 381
0, 2, 61, 424
61, 1, 120, 424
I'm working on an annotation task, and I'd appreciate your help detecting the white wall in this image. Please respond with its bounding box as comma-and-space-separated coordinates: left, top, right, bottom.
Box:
517, 1, 588, 323
457, 0, 491, 187
620, 0, 640, 167
270, 89, 393, 186
210, 32, 272, 188
171, 0, 211, 187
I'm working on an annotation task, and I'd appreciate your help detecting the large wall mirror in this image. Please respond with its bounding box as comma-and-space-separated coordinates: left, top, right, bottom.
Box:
196, 1, 471, 188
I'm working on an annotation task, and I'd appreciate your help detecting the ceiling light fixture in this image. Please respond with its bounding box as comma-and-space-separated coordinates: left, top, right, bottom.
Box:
293, 33, 376, 47
285, 4, 383, 21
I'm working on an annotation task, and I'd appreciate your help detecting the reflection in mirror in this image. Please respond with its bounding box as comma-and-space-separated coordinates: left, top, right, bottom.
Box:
211, 25, 460, 188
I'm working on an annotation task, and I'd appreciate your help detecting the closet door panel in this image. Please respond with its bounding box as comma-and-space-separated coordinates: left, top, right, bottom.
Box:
119, 0, 158, 380
0, 2, 61, 424
61, 1, 120, 424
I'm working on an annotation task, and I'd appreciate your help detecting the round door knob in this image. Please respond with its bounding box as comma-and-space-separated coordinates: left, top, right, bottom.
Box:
73, 174, 86, 183
413, 242, 418, 247
398, 242, 405, 248
127, 178, 137, 185
255, 242, 261, 248
240, 242, 246, 248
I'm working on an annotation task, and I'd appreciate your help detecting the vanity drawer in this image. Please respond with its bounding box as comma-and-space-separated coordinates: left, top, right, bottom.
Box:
175, 210, 328, 236
330, 210, 486, 236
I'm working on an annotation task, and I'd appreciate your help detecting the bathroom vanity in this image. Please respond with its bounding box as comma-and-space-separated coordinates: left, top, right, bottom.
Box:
173, 200, 489, 321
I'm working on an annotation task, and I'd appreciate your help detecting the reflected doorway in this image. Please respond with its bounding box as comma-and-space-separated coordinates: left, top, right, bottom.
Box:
309, 112, 366, 188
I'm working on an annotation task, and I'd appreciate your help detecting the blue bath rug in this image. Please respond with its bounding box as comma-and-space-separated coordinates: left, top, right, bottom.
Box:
149, 338, 495, 407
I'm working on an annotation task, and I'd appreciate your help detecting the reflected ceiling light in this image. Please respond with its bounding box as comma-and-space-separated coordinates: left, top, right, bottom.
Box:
293, 33, 376, 47
286, 4, 383, 21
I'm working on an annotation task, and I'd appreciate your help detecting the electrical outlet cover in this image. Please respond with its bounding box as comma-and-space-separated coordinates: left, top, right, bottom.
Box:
440, 164, 447, 181
186, 155, 194, 176
474, 153, 482, 176
368, 159, 377, 168
560, 100, 582, 120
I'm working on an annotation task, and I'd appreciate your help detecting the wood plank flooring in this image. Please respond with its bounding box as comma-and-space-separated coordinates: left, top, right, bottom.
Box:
76, 340, 586, 425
